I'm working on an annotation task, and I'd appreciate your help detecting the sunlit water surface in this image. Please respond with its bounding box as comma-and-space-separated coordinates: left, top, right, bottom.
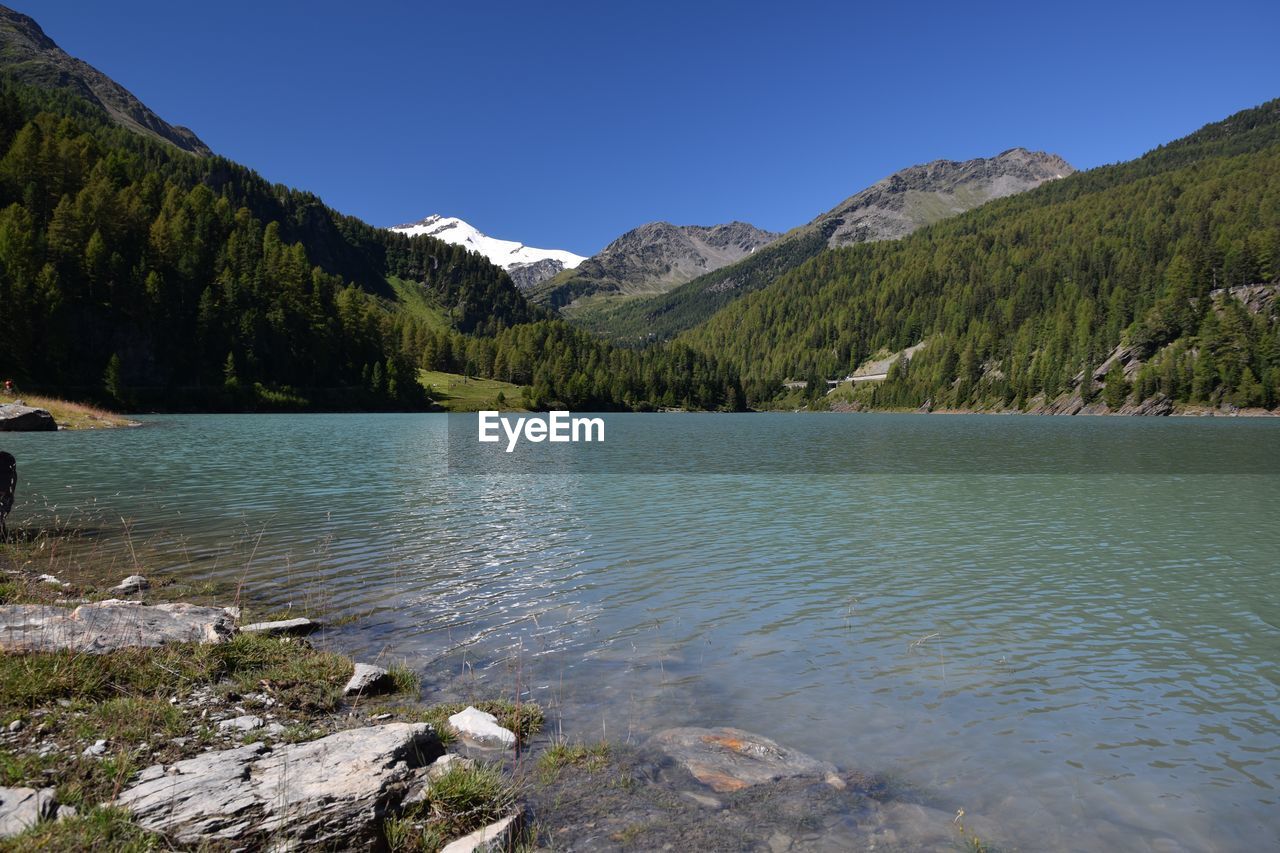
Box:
5, 413, 1279, 851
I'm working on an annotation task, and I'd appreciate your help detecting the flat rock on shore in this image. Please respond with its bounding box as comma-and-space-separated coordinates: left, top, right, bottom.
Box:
0, 786, 57, 838
0, 404, 56, 431
0, 600, 236, 653
117, 722, 444, 846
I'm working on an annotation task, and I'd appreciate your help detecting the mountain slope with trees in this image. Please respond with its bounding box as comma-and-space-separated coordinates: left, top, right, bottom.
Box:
0, 73, 744, 412
0, 76, 545, 409
0, 6, 209, 155
680, 100, 1280, 412
578, 149, 1072, 342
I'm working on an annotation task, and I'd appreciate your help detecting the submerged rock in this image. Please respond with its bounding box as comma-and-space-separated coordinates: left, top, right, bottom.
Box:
0, 601, 236, 653
238, 617, 318, 636
344, 662, 392, 696
0, 404, 56, 432
447, 707, 516, 748
867, 801, 1006, 851
649, 727, 842, 793
117, 723, 444, 846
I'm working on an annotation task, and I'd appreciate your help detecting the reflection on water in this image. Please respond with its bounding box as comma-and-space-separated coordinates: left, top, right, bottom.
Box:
5, 413, 1279, 851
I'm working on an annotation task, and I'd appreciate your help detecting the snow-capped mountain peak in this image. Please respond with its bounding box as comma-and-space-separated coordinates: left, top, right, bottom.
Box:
388, 214, 587, 288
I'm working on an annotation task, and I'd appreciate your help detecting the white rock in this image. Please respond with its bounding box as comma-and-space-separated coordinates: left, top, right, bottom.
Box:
447, 707, 516, 748
6, 720, 21, 733
237, 617, 318, 636
343, 663, 392, 696
117, 723, 443, 846
113, 575, 150, 594
82, 739, 108, 757
37, 574, 67, 587
439, 811, 522, 853
265, 723, 287, 737
0, 786, 58, 839
428, 753, 474, 779
0, 601, 235, 653
217, 715, 264, 733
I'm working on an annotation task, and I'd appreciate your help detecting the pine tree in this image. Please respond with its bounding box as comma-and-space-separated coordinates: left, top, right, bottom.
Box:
1102, 361, 1130, 411
103, 353, 125, 405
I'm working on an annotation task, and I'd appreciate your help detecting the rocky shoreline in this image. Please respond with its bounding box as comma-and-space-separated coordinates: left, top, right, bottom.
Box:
0, 398, 139, 431
824, 397, 1278, 417
0, 560, 1010, 852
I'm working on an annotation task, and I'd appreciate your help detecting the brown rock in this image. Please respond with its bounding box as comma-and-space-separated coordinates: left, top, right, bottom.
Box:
648, 727, 839, 793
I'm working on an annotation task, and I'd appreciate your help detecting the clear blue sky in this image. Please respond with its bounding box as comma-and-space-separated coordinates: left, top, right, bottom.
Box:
16, 0, 1280, 255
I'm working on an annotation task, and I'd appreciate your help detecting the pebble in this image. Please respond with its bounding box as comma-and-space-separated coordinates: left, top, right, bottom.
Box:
6, 720, 21, 733
344, 663, 393, 696
217, 715, 264, 733
112, 575, 150, 594
238, 618, 318, 636
680, 790, 723, 810
82, 739, 108, 757
447, 706, 517, 748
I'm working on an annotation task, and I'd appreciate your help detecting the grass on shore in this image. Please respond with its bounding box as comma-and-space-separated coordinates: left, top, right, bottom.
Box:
536, 738, 611, 782
0, 631, 426, 843
0, 393, 136, 430
0, 806, 160, 852
418, 371, 527, 412
383, 762, 517, 852
1, 519, 539, 851
374, 699, 545, 750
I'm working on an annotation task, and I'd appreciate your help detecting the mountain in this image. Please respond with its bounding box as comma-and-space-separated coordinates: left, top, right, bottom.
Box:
528, 220, 780, 312
809, 148, 1073, 247
680, 99, 1280, 413
0, 5, 210, 155
389, 214, 586, 289
0, 9, 744, 414
578, 149, 1073, 342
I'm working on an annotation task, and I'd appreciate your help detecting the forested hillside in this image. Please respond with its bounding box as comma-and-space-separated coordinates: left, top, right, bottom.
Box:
0, 77, 538, 408
0, 76, 744, 412
681, 100, 1280, 412
579, 150, 1071, 343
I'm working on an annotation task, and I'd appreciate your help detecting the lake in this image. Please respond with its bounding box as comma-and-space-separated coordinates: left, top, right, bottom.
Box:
4, 413, 1279, 851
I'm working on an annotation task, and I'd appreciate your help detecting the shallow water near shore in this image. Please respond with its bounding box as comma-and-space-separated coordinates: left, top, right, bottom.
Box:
5, 413, 1279, 850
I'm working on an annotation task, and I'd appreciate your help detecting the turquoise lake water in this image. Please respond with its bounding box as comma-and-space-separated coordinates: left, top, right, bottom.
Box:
4, 413, 1278, 850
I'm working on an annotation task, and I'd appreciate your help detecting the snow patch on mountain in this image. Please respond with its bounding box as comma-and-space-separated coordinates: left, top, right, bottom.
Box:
389, 215, 586, 286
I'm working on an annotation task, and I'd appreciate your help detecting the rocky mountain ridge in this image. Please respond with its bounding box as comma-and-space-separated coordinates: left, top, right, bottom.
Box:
530, 220, 779, 311
0, 5, 210, 155
815, 147, 1074, 247
576, 148, 1074, 341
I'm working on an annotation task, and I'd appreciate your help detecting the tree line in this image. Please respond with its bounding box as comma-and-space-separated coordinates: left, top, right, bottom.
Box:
682, 100, 1280, 411
0, 78, 744, 412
